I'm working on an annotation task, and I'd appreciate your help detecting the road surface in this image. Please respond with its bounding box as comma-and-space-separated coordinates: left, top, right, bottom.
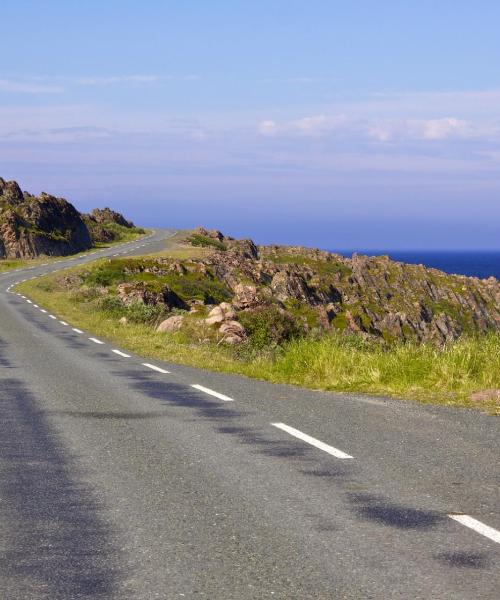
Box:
0, 229, 499, 599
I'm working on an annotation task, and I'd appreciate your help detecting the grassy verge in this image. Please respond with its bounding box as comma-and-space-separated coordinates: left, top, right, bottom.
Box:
0, 229, 150, 273
16, 266, 500, 414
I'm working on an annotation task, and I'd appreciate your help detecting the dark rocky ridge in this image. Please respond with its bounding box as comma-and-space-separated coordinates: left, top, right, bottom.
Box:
0, 178, 134, 258
118, 227, 498, 346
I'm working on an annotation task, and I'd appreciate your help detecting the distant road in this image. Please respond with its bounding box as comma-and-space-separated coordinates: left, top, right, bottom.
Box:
0, 228, 499, 599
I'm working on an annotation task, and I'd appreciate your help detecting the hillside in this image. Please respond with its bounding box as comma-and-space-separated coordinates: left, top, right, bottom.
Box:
73, 227, 498, 347
0, 178, 142, 259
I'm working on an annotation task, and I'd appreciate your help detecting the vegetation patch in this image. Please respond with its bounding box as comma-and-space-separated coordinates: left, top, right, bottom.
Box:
187, 233, 227, 251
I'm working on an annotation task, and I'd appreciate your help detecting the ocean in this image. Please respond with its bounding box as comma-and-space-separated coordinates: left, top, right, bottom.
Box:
330, 250, 500, 280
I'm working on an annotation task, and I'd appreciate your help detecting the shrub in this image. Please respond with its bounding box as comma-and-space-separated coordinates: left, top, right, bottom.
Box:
126, 301, 167, 325
238, 306, 304, 350
97, 295, 125, 315
86, 262, 125, 287
187, 234, 227, 251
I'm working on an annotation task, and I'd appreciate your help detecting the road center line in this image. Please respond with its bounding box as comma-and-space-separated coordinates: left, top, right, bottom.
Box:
89, 337, 104, 344
271, 422, 353, 459
191, 384, 234, 402
112, 349, 131, 358
142, 363, 170, 374
448, 514, 500, 544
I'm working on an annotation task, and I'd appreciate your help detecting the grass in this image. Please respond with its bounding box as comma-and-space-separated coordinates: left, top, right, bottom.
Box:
16, 267, 500, 414
0, 229, 150, 273
142, 230, 212, 259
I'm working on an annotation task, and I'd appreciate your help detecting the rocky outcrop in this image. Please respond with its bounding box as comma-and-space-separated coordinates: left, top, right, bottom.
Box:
0, 178, 137, 258
82, 207, 136, 243
88, 207, 134, 228
0, 178, 91, 258
117, 282, 187, 310
176, 230, 499, 346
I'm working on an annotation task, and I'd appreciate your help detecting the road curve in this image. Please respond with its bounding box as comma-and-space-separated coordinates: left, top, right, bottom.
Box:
0, 228, 499, 599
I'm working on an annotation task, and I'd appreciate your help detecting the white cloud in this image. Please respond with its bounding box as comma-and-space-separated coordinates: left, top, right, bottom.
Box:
259, 114, 349, 137
258, 120, 278, 136
259, 112, 499, 143
2, 126, 115, 143
421, 117, 469, 140
292, 114, 348, 135
0, 79, 64, 94
77, 75, 161, 86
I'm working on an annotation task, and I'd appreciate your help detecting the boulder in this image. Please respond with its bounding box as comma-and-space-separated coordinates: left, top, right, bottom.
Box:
219, 320, 246, 344
205, 302, 236, 325
232, 284, 261, 309
156, 315, 184, 333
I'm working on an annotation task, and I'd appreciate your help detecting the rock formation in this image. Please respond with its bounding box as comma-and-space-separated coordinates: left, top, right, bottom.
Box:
140, 227, 498, 345
0, 178, 91, 258
0, 177, 137, 257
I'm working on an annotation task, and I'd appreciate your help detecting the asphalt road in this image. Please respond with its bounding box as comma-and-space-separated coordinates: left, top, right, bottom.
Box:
0, 229, 499, 599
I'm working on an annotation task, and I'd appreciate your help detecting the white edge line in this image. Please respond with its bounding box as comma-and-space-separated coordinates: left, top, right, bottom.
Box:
112, 349, 131, 358
142, 363, 170, 374
271, 422, 353, 459
448, 514, 500, 545
191, 383, 234, 402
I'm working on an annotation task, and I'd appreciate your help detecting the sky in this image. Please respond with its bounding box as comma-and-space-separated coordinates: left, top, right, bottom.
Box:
1, 0, 499, 249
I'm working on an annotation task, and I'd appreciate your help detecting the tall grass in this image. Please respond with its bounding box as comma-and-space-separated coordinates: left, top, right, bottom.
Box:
255, 333, 500, 406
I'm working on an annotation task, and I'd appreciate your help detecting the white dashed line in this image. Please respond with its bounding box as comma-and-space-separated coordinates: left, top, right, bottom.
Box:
191, 384, 234, 402
89, 337, 104, 344
49, 315, 57, 319
112, 349, 131, 358
72, 328, 83, 334
59, 321, 69, 326
271, 423, 353, 459
448, 514, 500, 545
40, 309, 47, 313
33, 304, 39, 308
142, 363, 170, 374
26, 299, 32, 304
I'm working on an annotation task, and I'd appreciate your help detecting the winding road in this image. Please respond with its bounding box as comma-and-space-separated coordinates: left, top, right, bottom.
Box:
0, 229, 499, 599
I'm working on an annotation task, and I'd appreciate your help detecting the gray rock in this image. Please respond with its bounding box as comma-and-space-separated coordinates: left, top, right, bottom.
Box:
156, 315, 184, 333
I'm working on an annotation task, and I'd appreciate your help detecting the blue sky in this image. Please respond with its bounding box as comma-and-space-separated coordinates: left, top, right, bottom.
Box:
1, 1, 499, 249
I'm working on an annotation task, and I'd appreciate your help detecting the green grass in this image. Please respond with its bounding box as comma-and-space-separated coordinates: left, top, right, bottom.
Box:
0, 229, 150, 273
187, 233, 227, 251
16, 268, 500, 414
93, 222, 146, 242
0, 258, 32, 272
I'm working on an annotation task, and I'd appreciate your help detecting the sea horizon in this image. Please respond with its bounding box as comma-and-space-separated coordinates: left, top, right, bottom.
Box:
328, 248, 500, 279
